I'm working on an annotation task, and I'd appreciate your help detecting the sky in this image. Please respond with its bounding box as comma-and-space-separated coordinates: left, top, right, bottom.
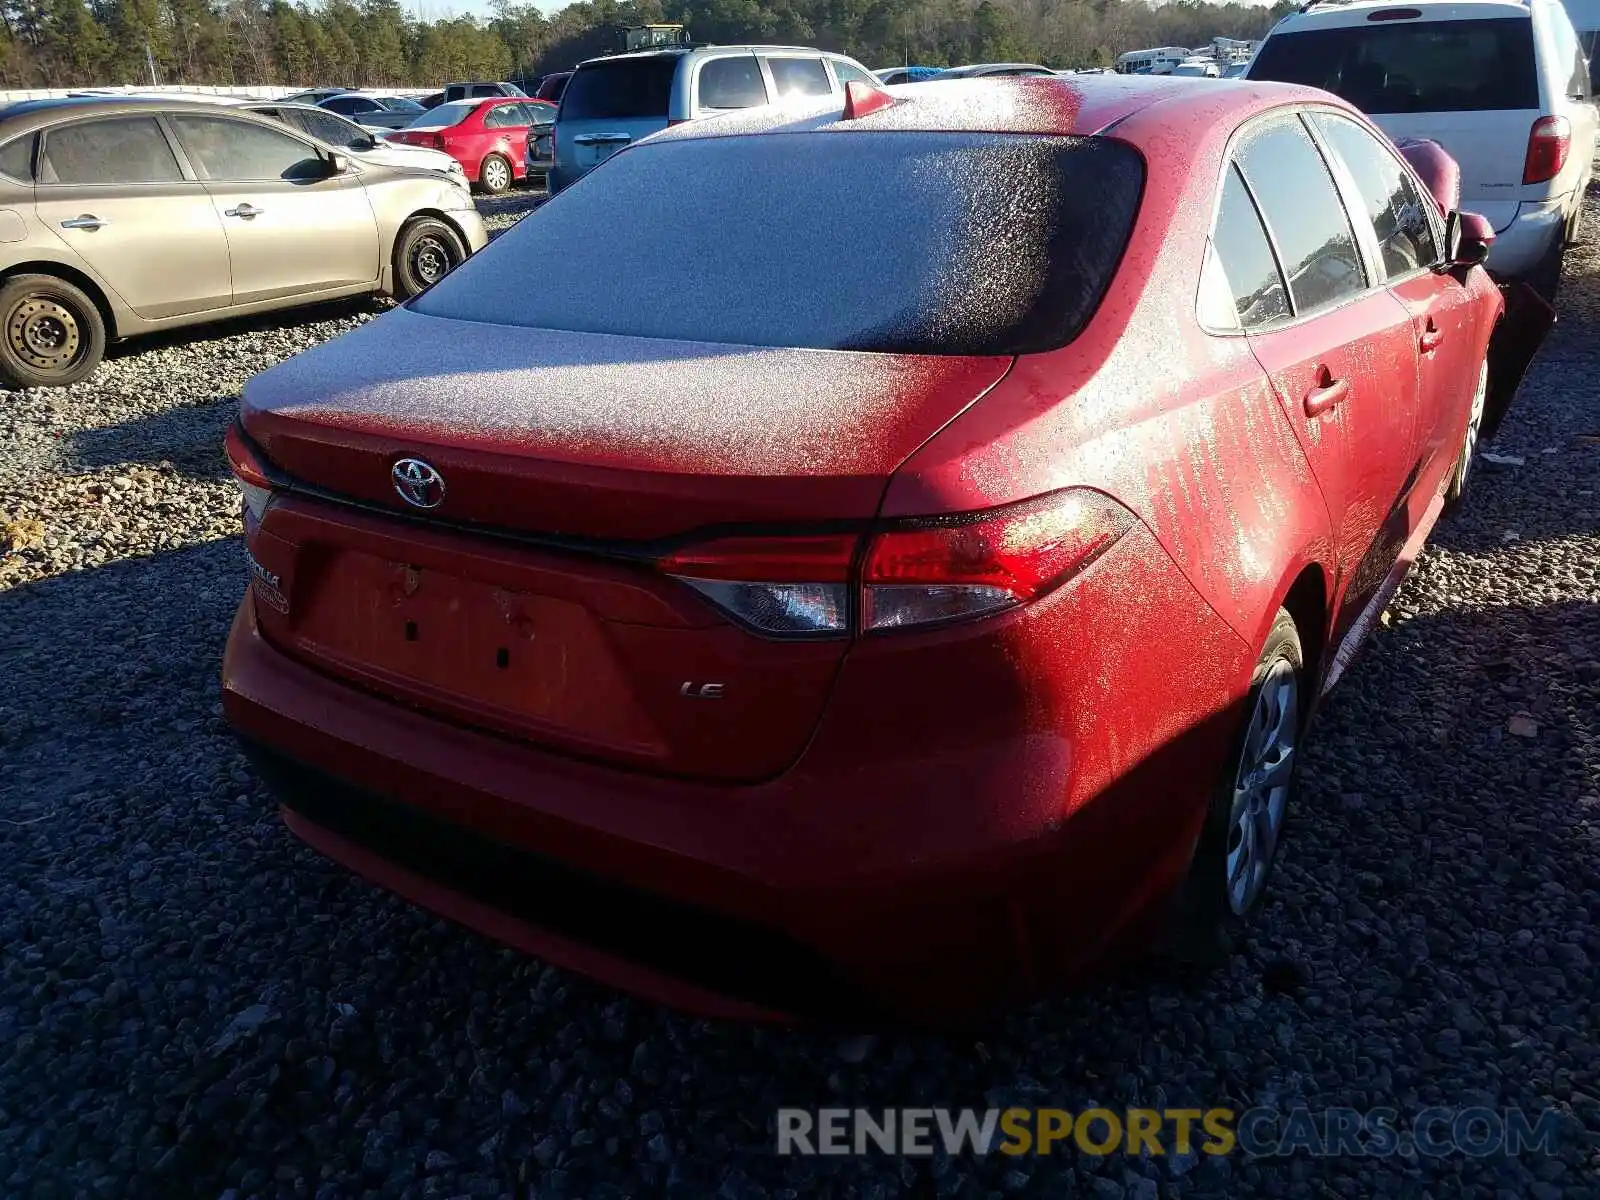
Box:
408, 0, 561, 18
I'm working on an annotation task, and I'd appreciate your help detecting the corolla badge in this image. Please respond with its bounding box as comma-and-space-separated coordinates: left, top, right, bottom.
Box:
392, 458, 445, 509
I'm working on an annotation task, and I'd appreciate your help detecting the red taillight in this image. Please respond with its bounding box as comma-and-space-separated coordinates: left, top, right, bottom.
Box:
224, 422, 275, 523
1523, 115, 1570, 185
656, 490, 1134, 638
861, 490, 1135, 631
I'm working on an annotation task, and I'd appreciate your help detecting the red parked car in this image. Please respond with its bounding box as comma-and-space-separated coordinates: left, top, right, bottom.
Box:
223, 76, 1522, 1023
385, 96, 553, 193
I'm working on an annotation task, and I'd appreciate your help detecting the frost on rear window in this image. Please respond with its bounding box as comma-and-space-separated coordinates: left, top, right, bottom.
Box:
412, 131, 1144, 356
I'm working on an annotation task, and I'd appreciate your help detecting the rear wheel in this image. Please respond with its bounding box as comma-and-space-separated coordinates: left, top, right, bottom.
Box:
477, 153, 512, 195
1170, 607, 1303, 965
391, 218, 466, 301
0, 273, 106, 390
1444, 356, 1489, 509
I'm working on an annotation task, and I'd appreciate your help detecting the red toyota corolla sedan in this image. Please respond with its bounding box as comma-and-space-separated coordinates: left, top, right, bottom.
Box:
223, 76, 1513, 1023
385, 96, 553, 193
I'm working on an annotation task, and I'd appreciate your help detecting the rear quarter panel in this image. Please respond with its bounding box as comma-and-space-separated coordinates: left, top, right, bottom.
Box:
886, 89, 1338, 662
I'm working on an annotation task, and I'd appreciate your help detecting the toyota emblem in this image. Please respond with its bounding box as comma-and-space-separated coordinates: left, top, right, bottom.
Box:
392, 458, 445, 509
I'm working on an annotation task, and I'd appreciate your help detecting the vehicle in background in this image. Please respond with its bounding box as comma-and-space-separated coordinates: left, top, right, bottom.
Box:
442, 82, 529, 103
1560, 0, 1600, 90
1247, 0, 1598, 295
929, 62, 1056, 79
1222, 62, 1250, 79
0, 97, 485, 389
549, 45, 877, 194
417, 91, 445, 109
244, 101, 467, 183
317, 93, 427, 130
1171, 59, 1221, 78
280, 87, 358, 106
389, 97, 554, 193
874, 65, 942, 84
534, 71, 573, 103
223, 75, 1521, 1023
525, 114, 555, 188
1115, 46, 1189, 74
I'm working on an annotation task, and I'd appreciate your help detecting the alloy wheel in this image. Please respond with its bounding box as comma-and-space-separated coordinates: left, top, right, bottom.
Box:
1226, 657, 1298, 915
483, 157, 509, 191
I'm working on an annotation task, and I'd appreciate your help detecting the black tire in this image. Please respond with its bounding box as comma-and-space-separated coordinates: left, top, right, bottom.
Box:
390, 218, 466, 301
0, 273, 106, 390
477, 153, 512, 195
1443, 356, 1489, 510
1169, 607, 1304, 967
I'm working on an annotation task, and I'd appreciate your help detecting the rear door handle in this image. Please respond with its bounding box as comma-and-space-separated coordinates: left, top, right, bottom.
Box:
224, 203, 263, 220
1303, 374, 1349, 417
1419, 320, 1445, 353
59, 214, 105, 231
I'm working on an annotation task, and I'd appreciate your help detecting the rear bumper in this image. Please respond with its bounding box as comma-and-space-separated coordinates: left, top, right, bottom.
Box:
1484, 197, 1568, 278
222, 522, 1249, 1021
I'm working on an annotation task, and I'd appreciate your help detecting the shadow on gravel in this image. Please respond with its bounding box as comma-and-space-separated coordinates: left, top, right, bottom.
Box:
65, 399, 238, 480
1, 523, 1594, 1198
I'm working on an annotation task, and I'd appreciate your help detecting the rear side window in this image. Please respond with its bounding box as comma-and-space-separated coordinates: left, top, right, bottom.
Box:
1249, 19, 1539, 113
561, 57, 678, 119
1209, 166, 1291, 329
1311, 112, 1438, 278
415, 131, 1145, 356
1235, 116, 1366, 315
698, 55, 767, 109
41, 117, 182, 185
0, 134, 33, 181
768, 57, 832, 98
484, 103, 528, 128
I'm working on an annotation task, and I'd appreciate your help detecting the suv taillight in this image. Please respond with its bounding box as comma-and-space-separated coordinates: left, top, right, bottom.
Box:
1523, 115, 1570, 185
224, 422, 275, 524
657, 490, 1134, 638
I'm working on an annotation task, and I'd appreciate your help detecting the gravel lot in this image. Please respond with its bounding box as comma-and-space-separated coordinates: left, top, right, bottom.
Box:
1, 183, 1597, 1200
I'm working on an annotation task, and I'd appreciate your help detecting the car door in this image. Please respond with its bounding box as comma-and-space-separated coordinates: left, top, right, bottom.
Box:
1308, 110, 1478, 512
482, 101, 531, 165
167, 113, 381, 306
1229, 112, 1426, 639
32, 114, 231, 319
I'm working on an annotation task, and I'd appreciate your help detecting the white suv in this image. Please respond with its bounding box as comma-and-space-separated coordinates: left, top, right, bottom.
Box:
1247, 0, 1598, 293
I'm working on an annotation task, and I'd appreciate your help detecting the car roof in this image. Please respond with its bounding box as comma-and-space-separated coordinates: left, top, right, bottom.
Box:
1272, 0, 1531, 26
646, 73, 1326, 143
0, 95, 284, 133
576, 45, 859, 67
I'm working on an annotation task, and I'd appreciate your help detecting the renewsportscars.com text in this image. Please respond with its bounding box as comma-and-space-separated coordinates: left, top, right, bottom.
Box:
775, 1107, 1562, 1159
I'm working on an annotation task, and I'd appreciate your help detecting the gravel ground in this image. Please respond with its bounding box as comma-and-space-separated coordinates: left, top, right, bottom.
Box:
1, 184, 1597, 1200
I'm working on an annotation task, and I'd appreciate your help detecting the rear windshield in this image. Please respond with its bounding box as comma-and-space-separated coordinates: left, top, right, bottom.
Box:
560, 56, 679, 120
413, 131, 1144, 356
1249, 18, 1539, 112
404, 100, 476, 128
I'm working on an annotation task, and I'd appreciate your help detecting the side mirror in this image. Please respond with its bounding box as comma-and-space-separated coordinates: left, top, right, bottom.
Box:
327, 152, 350, 175
1443, 209, 1494, 269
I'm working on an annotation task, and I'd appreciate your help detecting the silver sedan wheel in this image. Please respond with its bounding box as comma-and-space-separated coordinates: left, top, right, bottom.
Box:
1226, 657, 1298, 915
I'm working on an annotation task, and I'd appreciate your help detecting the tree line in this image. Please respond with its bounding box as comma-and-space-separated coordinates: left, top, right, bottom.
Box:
0, 0, 1296, 90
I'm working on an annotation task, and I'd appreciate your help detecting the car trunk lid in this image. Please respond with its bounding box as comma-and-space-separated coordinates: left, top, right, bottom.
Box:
240, 307, 1012, 781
